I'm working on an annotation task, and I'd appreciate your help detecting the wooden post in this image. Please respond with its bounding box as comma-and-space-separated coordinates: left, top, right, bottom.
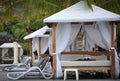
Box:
52, 23, 57, 79
13, 42, 19, 64
110, 22, 115, 79
39, 37, 41, 60
18, 48, 20, 63
29, 39, 33, 66
95, 44, 98, 51
1, 49, 3, 63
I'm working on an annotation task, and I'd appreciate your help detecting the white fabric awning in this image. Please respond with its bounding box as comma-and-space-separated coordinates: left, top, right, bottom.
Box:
44, 1, 120, 23
24, 26, 50, 40
0, 43, 22, 48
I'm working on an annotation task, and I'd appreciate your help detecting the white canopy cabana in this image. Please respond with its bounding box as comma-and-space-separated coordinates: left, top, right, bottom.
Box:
44, 1, 120, 79
0, 43, 23, 57
0, 42, 23, 63
24, 26, 50, 40
24, 26, 51, 65
44, 1, 120, 23
0, 43, 22, 48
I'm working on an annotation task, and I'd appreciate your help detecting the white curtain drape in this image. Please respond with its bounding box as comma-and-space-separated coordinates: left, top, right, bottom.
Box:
97, 22, 119, 78
2, 48, 23, 58
84, 22, 119, 78
52, 23, 81, 77
20, 48, 23, 57
41, 37, 49, 53
32, 37, 49, 60
84, 23, 108, 50
97, 22, 111, 50
2, 48, 9, 57
32, 38, 39, 60
56, 23, 71, 77
32, 38, 39, 53
48, 32, 52, 54
65, 24, 82, 51
114, 49, 120, 78
84, 31, 94, 51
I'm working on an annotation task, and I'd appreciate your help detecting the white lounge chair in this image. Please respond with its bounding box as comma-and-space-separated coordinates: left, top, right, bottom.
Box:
3, 56, 31, 71
7, 56, 53, 80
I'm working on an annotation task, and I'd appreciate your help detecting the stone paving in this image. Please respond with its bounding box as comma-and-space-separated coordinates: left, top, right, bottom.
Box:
0, 71, 120, 81
0, 65, 120, 81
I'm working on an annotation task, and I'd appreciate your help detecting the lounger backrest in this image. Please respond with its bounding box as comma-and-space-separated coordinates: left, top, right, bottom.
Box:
39, 56, 50, 70
24, 57, 31, 65
34, 58, 44, 67
21, 57, 26, 63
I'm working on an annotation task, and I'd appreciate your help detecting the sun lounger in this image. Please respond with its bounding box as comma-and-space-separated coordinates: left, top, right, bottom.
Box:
7, 56, 53, 80
3, 56, 31, 71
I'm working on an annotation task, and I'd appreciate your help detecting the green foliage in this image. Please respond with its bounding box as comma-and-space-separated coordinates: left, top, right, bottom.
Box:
11, 28, 28, 40
0, 0, 120, 53
3, 20, 18, 34
116, 24, 120, 52
0, 22, 4, 32
95, 0, 120, 14
0, 19, 28, 41
85, 0, 95, 11
0, 32, 14, 40
20, 42, 29, 56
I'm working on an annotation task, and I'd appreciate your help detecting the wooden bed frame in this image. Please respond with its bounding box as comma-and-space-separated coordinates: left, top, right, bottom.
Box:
61, 51, 111, 70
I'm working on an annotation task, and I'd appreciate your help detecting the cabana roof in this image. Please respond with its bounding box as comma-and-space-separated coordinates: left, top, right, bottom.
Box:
24, 26, 50, 40
44, 1, 120, 23
0, 43, 22, 48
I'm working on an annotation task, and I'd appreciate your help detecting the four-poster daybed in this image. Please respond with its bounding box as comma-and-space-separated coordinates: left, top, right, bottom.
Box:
43, 1, 120, 79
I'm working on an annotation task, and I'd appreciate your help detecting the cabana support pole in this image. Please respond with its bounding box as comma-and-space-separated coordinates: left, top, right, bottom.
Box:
110, 22, 115, 79
29, 39, 33, 66
52, 23, 57, 79
39, 38, 41, 60
18, 48, 20, 63
13, 42, 18, 64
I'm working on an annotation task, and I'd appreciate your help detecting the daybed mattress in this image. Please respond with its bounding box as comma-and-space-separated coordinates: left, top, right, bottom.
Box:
61, 60, 111, 67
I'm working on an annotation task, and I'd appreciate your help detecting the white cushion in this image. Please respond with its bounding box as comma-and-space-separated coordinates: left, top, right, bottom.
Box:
61, 60, 111, 67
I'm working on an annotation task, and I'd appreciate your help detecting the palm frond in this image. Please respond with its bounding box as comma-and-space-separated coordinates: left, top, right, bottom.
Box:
12, 28, 28, 40
95, 0, 120, 14
84, 0, 95, 11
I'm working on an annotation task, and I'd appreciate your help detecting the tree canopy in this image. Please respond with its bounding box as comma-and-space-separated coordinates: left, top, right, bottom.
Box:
0, 0, 120, 51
